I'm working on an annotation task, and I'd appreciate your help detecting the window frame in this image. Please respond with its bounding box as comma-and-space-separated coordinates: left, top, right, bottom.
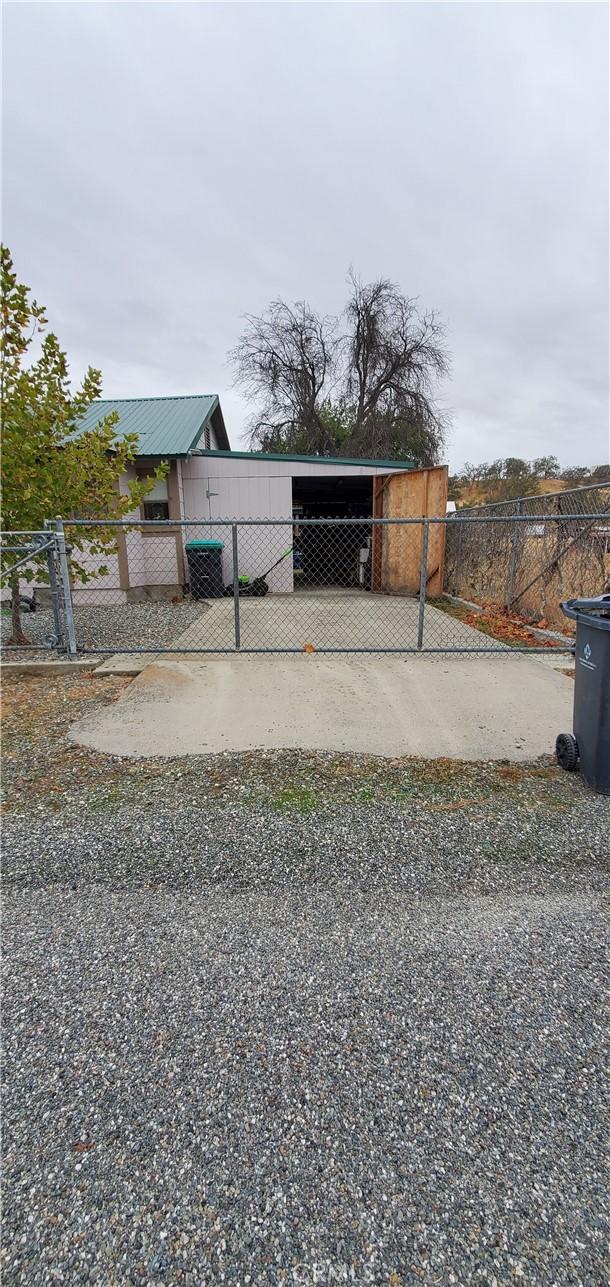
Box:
142, 498, 171, 522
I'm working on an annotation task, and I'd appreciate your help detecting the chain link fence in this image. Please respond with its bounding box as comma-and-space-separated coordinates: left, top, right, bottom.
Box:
64, 516, 440, 654
1, 523, 77, 656
445, 482, 610, 628
3, 501, 608, 658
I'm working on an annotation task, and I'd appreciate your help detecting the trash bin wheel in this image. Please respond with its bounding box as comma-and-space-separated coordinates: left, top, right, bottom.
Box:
556, 732, 579, 772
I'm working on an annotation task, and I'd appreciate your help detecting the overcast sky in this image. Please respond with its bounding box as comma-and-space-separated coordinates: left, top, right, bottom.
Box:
3, 1, 609, 469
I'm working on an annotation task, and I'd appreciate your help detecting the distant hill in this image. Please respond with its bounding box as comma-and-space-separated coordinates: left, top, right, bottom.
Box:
456, 478, 570, 508
450, 461, 610, 508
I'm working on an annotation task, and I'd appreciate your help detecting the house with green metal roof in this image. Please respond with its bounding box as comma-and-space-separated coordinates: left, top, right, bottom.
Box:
79, 394, 229, 457
73, 394, 447, 602
81, 393, 414, 529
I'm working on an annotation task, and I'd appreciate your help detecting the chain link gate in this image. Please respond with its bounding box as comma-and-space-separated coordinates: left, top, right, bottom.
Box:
52, 507, 608, 656
1, 521, 77, 656
55, 515, 446, 654
3, 501, 608, 658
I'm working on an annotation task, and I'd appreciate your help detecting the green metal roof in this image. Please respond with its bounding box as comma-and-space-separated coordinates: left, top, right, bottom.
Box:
76, 395, 229, 456
194, 449, 414, 470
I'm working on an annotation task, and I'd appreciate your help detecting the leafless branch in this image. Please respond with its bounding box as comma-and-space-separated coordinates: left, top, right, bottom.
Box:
229, 273, 450, 464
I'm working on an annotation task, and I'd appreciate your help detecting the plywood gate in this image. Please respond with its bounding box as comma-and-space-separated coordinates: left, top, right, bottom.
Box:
371, 466, 448, 596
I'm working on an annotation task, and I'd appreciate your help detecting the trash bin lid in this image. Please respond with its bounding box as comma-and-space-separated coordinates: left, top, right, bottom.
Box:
185, 539, 224, 550
561, 595, 610, 628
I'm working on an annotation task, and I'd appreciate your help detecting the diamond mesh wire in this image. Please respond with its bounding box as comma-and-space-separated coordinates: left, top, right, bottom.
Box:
38, 501, 608, 655
0, 533, 65, 652
8, 511, 603, 656
3, 487, 605, 654
445, 483, 610, 630
63, 518, 431, 653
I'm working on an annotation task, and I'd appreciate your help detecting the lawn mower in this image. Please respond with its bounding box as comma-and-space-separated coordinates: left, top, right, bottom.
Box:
223, 546, 295, 597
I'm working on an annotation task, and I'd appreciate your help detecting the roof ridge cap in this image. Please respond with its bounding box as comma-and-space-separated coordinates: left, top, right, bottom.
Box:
93, 394, 215, 404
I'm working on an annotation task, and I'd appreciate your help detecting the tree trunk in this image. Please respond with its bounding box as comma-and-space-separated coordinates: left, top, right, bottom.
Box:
8, 574, 29, 645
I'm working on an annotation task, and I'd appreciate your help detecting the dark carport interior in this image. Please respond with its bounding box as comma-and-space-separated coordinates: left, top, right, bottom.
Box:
292, 475, 374, 589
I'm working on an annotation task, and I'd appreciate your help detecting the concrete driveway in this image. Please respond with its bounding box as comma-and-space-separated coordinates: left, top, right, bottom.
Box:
158, 587, 505, 653
77, 654, 573, 761
73, 590, 574, 760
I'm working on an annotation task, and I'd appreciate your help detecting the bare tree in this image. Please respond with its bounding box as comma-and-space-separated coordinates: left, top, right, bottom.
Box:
343, 271, 449, 462
230, 273, 450, 464
230, 299, 337, 454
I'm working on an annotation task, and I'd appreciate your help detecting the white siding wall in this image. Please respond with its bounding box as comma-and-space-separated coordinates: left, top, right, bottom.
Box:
181, 457, 294, 591
70, 464, 181, 603
71, 546, 123, 605
69, 468, 132, 603
12, 457, 406, 603
179, 456, 404, 594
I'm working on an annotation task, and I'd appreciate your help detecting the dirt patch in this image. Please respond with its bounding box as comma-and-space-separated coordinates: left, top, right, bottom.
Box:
1, 672, 131, 810
430, 596, 572, 649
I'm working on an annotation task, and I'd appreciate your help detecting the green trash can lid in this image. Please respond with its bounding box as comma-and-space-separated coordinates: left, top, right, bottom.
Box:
185, 539, 224, 549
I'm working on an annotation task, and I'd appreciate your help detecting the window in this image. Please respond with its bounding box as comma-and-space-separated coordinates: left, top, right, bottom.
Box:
143, 478, 169, 521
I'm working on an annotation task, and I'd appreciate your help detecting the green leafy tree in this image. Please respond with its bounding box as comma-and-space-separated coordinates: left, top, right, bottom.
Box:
502, 457, 531, 480
447, 475, 462, 503
454, 457, 610, 506
316, 400, 354, 452
493, 473, 539, 502
532, 455, 560, 478
1, 246, 165, 643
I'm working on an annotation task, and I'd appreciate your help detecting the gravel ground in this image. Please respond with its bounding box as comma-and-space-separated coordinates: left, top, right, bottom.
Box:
1, 674, 609, 1285
1, 599, 206, 659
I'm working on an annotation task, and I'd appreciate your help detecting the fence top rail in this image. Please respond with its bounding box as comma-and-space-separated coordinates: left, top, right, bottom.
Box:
1, 541, 54, 552
61, 513, 609, 528
0, 530, 56, 537
456, 478, 610, 514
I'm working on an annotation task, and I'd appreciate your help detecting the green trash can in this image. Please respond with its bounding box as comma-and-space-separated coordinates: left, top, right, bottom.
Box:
556, 594, 610, 795
185, 539, 224, 599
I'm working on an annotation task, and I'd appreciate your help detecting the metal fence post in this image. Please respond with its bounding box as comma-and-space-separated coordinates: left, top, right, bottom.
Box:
232, 523, 241, 650
54, 517, 78, 657
455, 520, 464, 594
506, 501, 522, 609
417, 520, 430, 650
43, 520, 63, 648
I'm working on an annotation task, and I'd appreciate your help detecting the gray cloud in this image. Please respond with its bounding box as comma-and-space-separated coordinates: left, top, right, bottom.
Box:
3, 1, 608, 469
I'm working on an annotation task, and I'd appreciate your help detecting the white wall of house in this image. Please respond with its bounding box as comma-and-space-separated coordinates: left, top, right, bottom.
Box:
179, 455, 404, 592
70, 466, 134, 604
70, 464, 183, 604
13, 455, 407, 605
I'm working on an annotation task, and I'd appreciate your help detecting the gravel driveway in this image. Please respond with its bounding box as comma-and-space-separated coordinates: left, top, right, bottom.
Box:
1, 677, 609, 1285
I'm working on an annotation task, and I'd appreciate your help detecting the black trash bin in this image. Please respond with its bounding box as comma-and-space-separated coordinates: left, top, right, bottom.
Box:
556, 594, 610, 795
185, 539, 224, 599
